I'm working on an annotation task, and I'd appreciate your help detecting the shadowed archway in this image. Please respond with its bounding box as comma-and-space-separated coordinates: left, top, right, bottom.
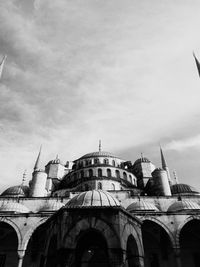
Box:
180, 219, 200, 267
0, 222, 18, 266
126, 234, 140, 267
75, 229, 110, 267
22, 223, 47, 267
142, 220, 174, 267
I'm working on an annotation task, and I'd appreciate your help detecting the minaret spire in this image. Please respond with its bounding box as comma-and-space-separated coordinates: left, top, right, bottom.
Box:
99, 140, 102, 152
34, 145, 42, 171
193, 52, 200, 77
160, 145, 171, 183
0, 55, 7, 80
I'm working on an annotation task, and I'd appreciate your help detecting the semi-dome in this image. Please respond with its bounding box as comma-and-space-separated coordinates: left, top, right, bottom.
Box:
171, 183, 199, 195
66, 190, 120, 208
39, 201, 64, 212
168, 199, 200, 212
78, 151, 120, 160
134, 157, 151, 165
127, 199, 159, 212
0, 202, 30, 213
1, 185, 29, 197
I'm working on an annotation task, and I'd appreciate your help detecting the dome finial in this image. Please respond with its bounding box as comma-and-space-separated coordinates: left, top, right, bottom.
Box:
99, 140, 102, 152
34, 145, 42, 171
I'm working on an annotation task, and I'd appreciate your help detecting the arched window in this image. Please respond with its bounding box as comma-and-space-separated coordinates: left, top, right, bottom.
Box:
98, 169, 102, 177
115, 170, 120, 179
85, 160, 89, 166
128, 175, 132, 183
97, 182, 102, 190
88, 169, 93, 177
94, 158, 100, 164
111, 183, 115, 190
127, 235, 140, 267
104, 158, 109, 165
80, 170, 84, 179
107, 169, 111, 177
112, 160, 115, 166
123, 172, 127, 180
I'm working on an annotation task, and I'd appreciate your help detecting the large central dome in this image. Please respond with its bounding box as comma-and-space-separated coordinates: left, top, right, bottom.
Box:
77, 151, 121, 160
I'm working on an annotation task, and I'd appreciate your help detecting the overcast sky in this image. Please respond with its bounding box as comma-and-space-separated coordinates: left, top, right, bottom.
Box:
0, 0, 200, 191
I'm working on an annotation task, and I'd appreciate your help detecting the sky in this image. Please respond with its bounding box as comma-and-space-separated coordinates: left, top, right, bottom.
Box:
0, 0, 200, 191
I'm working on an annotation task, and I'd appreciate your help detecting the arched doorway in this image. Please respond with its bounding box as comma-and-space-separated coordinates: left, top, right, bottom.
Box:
0, 222, 18, 266
22, 223, 47, 267
142, 220, 174, 267
180, 219, 200, 267
126, 235, 140, 267
75, 229, 110, 267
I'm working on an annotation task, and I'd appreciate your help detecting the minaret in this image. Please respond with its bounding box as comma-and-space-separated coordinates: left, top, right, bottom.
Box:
34, 145, 42, 171
0, 55, 7, 80
160, 146, 171, 184
30, 146, 47, 197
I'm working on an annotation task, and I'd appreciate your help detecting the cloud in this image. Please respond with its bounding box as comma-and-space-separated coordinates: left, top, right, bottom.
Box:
0, 0, 200, 189
165, 135, 200, 152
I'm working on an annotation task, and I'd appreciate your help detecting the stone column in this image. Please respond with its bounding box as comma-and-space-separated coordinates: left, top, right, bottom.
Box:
17, 250, 25, 267
174, 247, 182, 267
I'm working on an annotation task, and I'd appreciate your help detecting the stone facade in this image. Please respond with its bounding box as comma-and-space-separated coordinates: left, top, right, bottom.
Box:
0, 148, 199, 267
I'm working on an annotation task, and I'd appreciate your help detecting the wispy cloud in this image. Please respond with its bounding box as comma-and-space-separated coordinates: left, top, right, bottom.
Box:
165, 135, 200, 151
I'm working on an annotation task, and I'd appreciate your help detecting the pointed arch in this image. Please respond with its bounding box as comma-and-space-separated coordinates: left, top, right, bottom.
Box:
0, 217, 22, 250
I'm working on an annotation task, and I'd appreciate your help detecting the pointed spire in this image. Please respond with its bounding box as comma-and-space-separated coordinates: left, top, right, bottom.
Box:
34, 145, 42, 171
141, 152, 144, 160
160, 145, 171, 183
0, 55, 7, 80
99, 140, 102, 152
160, 145, 168, 169
193, 52, 200, 77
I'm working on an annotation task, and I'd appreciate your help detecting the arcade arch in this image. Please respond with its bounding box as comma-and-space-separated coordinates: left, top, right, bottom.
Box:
141, 220, 174, 267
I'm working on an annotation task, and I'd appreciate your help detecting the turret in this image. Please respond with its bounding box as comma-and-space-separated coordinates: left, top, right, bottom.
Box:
29, 146, 47, 197
151, 168, 171, 196
132, 154, 155, 189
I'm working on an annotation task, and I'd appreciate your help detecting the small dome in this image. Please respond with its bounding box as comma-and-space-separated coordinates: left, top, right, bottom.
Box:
78, 151, 120, 160
168, 199, 200, 212
0, 202, 30, 213
66, 190, 120, 208
171, 183, 199, 195
1, 185, 29, 197
47, 157, 63, 165
39, 201, 64, 212
127, 199, 159, 212
134, 157, 151, 165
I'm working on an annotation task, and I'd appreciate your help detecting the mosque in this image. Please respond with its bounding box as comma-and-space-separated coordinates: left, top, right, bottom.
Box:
0, 144, 200, 267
